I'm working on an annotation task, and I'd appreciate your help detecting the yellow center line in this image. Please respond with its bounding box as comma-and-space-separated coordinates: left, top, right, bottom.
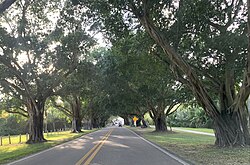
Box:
83, 129, 113, 165
75, 129, 113, 165
75, 130, 112, 165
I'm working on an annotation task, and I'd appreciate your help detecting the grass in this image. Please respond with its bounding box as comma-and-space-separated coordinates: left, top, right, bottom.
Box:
173, 127, 214, 134
131, 127, 250, 165
1, 134, 29, 145
0, 130, 96, 164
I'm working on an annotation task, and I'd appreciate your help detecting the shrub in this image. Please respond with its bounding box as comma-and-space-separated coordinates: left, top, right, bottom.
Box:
168, 106, 213, 128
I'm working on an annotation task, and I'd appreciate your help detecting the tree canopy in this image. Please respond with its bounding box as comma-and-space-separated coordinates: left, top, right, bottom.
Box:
74, 0, 250, 147
0, 0, 95, 143
0, 0, 250, 147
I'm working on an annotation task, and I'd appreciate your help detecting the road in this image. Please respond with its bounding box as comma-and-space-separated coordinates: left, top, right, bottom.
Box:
8, 127, 189, 165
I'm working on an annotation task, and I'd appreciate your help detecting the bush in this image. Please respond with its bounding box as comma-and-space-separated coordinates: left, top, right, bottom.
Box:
0, 115, 28, 136
0, 127, 19, 136
167, 106, 213, 128
45, 117, 71, 131
144, 113, 154, 125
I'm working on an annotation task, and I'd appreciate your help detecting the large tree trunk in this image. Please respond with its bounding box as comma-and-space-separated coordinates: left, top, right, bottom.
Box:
71, 96, 82, 133
149, 106, 167, 132
213, 109, 250, 147
100, 117, 106, 127
141, 118, 148, 128
152, 112, 167, 132
136, 118, 142, 127
121, 115, 130, 125
214, 81, 250, 146
92, 117, 99, 128
124, 116, 130, 125
247, 98, 250, 131
72, 117, 77, 132
26, 99, 46, 144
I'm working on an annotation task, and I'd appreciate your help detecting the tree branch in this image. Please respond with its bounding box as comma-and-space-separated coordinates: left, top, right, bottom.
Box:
0, 79, 24, 95
5, 108, 28, 118
166, 103, 181, 116
51, 101, 72, 117
234, 0, 250, 105
132, 1, 221, 116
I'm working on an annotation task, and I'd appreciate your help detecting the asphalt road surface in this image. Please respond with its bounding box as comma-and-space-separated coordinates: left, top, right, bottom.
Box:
8, 127, 189, 165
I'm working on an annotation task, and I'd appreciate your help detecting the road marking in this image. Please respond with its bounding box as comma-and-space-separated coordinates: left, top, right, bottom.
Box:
75, 129, 113, 165
126, 128, 190, 165
75, 130, 111, 165
7, 130, 102, 165
83, 130, 112, 165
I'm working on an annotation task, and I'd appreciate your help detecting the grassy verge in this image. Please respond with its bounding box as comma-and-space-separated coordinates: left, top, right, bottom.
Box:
0, 129, 96, 164
173, 127, 214, 134
130, 127, 250, 165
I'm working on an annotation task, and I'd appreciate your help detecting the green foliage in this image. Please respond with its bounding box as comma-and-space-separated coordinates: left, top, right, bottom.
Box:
144, 113, 154, 125
168, 105, 213, 128
79, 0, 248, 109
0, 114, 28, 136
44, 103, 71, 131
102, 33, 191, 121
0, 0, 95, 124
1, 0, 247, 139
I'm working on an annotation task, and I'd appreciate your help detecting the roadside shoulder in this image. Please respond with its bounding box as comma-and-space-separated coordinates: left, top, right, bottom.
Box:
126, 127, 194, 165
